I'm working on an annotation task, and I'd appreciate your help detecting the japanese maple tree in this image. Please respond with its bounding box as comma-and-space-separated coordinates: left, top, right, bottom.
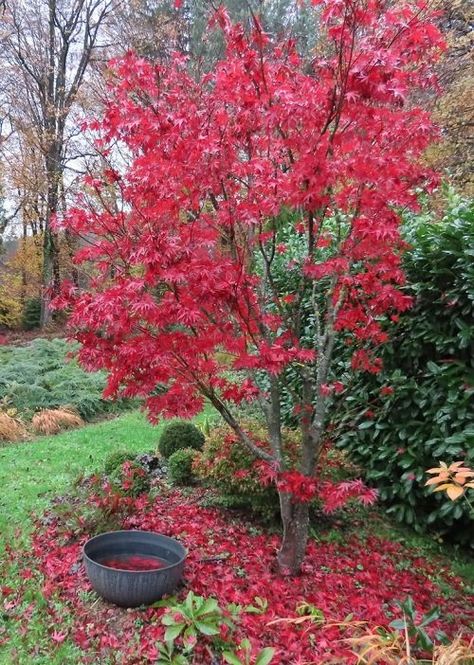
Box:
56, 0, 445, 574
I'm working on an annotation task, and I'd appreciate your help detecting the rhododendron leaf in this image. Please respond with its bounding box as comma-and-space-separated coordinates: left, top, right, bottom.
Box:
425, 476, 445, 486
446, 485, 464, 501
454, 471, 474, 481
447, 461, 465, 470
433, 483, 455, 492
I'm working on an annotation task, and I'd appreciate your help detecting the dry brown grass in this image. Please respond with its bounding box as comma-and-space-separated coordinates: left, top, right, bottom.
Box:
434, 636, 474, 665
31, 408, 84, 435
0, 412, 28, 442
346, 627, 474, 665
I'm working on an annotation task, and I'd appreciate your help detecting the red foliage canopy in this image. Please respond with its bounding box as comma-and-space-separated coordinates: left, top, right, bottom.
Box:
55, 0, 445, 572
57, 0, 444, 425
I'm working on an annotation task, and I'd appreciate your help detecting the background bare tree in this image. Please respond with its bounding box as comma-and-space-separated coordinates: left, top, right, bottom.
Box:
433, 0, 474, 195
0, 0, 116, 325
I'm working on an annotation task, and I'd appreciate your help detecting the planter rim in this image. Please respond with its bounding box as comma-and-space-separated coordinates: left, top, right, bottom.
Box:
83, 529, 187, 574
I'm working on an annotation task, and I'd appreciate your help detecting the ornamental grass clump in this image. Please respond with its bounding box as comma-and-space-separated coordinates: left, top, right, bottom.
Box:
31, 407, 84, 435
0, 412, 27, 442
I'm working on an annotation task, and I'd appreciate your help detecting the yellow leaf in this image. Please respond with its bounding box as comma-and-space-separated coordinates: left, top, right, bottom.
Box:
433, 483, 455, 492
446, 485, 464, 501
425, 477, 444, 486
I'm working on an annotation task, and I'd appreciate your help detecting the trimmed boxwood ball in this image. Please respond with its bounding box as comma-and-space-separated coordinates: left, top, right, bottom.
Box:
168, 448, 197, 486
104, 450, 137, 475
158, 420, 204, 459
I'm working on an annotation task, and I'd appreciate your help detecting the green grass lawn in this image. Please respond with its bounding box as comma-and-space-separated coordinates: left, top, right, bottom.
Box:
0, 410, 207, 543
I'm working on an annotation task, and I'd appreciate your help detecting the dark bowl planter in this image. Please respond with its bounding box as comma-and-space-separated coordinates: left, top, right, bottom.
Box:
83, 530, 187, 607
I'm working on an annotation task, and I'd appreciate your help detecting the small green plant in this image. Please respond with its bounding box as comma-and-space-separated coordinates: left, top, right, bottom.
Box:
389, 597, 448, 653
52, 473, 138, 536
104, 450, 137, 475
168, 448, 197, 486
154, 641, 190, 665
158, 421, 205, 459
159, 591, 232, 643
109, 460, 150, 497
155, 592, 274, 664
223, 639, 275, 665
193, 422, 287, 522
295, 601, 326, 624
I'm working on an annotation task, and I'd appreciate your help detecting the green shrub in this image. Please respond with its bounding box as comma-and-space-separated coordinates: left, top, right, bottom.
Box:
104, 450, 137, 475
334, 193, 474, 545
109, 460, 150, 497
158, 420, 204, 459
194, 421, 299, 522
168, 448, 197, 486
22, 298, 41, 330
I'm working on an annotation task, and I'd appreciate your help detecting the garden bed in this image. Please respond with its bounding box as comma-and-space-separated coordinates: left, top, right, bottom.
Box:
1, 485, 473, 664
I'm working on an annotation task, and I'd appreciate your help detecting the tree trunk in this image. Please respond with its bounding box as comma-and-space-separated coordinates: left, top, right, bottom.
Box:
277, 493, 310, 575
40, 143, 62, 327
40, 223, 61, 326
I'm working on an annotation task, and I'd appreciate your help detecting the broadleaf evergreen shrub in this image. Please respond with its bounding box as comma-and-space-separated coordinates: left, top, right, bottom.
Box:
334, 193, 474, 545
158, 420, 204, 459
168, 447, 197, 486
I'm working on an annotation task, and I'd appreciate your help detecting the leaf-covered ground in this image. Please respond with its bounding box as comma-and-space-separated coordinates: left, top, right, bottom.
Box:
1, 412, 473, 664
1, 484, 473, 664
